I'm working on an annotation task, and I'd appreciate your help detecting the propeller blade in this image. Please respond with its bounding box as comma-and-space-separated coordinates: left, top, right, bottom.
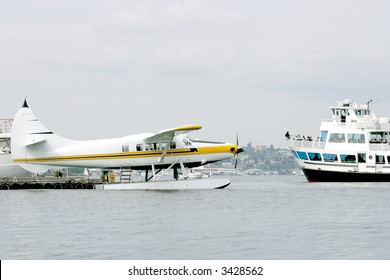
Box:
235, 132, 239, 169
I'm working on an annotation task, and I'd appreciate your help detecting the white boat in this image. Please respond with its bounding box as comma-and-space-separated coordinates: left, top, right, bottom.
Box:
286, 99, 390, 182
0, 119, 31, 178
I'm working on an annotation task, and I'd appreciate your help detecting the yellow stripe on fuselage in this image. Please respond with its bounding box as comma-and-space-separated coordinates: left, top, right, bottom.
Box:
13, 145, 236, 163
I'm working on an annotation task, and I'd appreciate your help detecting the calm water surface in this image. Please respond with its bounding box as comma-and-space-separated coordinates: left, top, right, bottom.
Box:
1, 175, 389, 259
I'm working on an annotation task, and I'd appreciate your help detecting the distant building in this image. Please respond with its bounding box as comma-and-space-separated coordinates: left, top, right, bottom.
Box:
255, 145, 267, 151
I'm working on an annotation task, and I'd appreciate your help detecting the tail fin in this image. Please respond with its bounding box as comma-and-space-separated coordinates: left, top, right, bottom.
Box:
11, 99, 70, 173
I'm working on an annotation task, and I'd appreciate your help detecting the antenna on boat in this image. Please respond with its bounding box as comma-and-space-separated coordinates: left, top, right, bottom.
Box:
367, 99, 373, 109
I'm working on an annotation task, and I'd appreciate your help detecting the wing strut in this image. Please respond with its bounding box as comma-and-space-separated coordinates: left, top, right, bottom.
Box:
158, 138, 172, 163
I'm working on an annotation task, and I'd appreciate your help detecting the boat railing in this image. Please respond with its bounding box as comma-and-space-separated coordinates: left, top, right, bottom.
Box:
0, 119, 13, 134
287, 138, 325, 149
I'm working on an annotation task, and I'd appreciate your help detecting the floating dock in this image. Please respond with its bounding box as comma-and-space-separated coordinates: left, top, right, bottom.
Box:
1, 176, 230, 190
0, 176, 99, 190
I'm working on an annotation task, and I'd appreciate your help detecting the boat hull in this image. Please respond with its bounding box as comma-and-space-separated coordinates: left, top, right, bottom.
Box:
303, 168, 390, 182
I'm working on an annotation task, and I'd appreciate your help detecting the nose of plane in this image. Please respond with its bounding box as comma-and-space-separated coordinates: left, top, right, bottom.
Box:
230, 145, 245, 155
237, 146, 245, 154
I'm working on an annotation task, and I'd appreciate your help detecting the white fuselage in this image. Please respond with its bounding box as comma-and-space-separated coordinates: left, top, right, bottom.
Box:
11, 106, 241, 173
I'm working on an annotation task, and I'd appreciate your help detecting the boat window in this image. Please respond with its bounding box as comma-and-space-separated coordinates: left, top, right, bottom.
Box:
347, 134, 365, 143
170, 142, 176, 149
358, 153, 366, 163
329, 133, 345, 143
369, 132, 386, 143
354, 109, 369, 116
136, 144, 143, 151
340, 109, 349, 122
290, 150, 299, 159
297, 151, 308, 160
320, 131, 328, 142
122, 144, 129, 152
323, 153, 338, 162
308, 152, 322, 161
387, 156, 390, 164
376, 155, 385, 164
340, 154, 356, 163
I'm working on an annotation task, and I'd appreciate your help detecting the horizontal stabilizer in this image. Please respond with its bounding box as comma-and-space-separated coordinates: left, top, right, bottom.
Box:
25, 137, 48, 146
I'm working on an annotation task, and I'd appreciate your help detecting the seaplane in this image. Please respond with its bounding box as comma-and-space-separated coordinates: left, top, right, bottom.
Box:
11, 99, 244, 190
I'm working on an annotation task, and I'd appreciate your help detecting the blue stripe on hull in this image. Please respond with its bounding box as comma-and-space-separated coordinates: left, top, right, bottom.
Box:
302, 168, 390, 182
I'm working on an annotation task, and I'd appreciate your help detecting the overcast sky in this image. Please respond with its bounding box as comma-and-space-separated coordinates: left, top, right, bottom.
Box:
1, 0, 390, 147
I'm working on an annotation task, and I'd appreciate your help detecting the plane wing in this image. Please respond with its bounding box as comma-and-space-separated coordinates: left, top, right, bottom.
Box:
144, 125, 202, 163
144, 125, 202, 143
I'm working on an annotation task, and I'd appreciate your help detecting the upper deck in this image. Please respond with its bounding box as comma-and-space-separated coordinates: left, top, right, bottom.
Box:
325, 99, 381, 129
286, 99, 390, 152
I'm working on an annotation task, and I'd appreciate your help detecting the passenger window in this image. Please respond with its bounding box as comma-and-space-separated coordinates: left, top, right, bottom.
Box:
320, 131, 328, 142
136, 144, 143, 151
329, 133, 345, 143
358, 153, 366, 163
376, 155, 385, 164
323, 154, 338, 162
340, 154, 356, 163
297, 151, 308, 160
347, 134, 365, 143
122, 144, 129, 152
308, 152, 322, 161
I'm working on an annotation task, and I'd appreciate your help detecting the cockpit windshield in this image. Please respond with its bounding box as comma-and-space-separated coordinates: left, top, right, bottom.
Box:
183, 137, 192, 146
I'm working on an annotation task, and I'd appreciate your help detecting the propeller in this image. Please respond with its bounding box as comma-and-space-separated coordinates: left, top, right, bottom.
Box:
234, 132, 245, 169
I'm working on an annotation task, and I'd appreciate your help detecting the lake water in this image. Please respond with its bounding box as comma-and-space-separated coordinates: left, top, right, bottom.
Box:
1, 175, 389, 260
